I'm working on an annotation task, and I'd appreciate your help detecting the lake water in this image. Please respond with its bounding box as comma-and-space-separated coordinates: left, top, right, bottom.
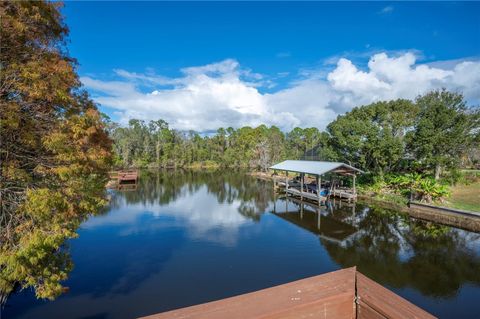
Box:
3, 171, 480, 319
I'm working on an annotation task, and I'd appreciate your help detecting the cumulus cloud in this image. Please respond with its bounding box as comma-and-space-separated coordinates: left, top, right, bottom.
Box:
82, 52, 480, 132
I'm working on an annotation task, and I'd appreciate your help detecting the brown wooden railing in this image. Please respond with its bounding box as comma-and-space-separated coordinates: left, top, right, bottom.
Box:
139, 267, 435, 319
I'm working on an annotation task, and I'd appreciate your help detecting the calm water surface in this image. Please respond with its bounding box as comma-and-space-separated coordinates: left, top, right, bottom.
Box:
4, 171, 480, 318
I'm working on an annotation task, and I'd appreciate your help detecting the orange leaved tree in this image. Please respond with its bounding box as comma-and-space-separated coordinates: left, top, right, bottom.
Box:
0, 1, 112, 299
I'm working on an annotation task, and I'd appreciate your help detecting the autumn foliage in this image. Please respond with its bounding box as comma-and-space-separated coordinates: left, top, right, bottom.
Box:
0, 1, 112, 299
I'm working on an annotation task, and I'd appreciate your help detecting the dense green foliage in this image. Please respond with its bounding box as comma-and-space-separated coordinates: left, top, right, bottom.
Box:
327, 99, 419, 175
328, 90, 478, 203
327, 92, 479, 178
0, 1, 112, 300
407, 90, 480, 179
360, 173, 450, 203
110, 120, 330, 170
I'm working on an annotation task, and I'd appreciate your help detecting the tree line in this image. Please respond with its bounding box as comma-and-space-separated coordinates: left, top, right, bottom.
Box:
111, 89, 479, 180
109, 119, 329, 171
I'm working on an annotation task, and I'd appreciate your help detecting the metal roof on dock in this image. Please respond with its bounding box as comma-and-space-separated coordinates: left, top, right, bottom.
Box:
270, 160, 363, 176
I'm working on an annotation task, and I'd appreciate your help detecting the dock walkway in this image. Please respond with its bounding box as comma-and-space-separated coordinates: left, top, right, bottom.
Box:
286, 187, 327, 203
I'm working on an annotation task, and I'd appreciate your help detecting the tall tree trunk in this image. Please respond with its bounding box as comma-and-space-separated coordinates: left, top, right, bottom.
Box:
156, 141, 160, 167
434, 163, 442, 180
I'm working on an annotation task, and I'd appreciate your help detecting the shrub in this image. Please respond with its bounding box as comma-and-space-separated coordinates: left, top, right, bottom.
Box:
414, 178, 450, 203
362, 173, 450, 203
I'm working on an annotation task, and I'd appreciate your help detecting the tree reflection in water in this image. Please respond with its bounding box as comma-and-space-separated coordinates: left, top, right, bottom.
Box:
113, 170, 480, 300
273, 197, 480, 299
108, 169, 274, 222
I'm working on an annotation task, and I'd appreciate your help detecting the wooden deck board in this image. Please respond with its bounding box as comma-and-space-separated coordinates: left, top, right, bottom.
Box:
356, 272, 436, 319
356, 302, 386, 319
261, 291, 355, 319
139, 267, 356, 319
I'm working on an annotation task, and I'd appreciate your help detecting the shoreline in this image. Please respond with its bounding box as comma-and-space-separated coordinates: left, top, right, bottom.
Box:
250, 170, 480, 233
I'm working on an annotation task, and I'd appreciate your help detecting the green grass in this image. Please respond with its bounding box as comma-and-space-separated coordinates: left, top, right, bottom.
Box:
445, 182, 480, 212
371, 192, 409, 206
460, 169, 480, 173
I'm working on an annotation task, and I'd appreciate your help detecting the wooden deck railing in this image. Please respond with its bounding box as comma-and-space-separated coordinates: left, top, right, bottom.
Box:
139, 267, 435, 319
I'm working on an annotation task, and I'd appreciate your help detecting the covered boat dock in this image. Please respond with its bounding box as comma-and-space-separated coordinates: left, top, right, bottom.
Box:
270, 160, 364, 204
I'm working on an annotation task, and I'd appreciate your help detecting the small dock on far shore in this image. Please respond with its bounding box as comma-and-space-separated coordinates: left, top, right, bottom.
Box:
108, 169, 139, 190
117, 170, 138, 183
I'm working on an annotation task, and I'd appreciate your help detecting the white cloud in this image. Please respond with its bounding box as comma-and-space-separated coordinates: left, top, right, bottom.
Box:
182, 58, 239, 76
82, 52, 480, 132
83, 185, 251, 246
379, 5, 394, 14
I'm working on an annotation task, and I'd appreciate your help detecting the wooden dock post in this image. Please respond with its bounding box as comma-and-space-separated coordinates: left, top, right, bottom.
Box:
317, 175, 321, 206
300, 173, 304, 200
285, 171, 288, 190
353, 173, 356, 199
273, 170, 277, 191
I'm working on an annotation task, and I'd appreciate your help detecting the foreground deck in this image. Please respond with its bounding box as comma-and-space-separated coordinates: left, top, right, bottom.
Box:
139, 267, 435, 319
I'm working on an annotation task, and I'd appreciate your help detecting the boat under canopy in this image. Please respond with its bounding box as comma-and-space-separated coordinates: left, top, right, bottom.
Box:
269, 160, 364, 203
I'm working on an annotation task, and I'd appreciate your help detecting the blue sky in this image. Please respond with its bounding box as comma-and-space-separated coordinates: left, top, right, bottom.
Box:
62, 2, 480, 131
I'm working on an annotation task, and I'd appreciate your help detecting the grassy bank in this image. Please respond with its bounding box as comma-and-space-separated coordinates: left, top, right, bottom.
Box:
358, 191, 409, 206
446, 182, 480, 212
252, 169, 480, 213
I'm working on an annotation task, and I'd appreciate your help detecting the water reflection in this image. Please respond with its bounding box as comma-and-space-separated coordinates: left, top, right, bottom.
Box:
272, 198, 358, 243
106, 170, 480, 300
4, 170, 480, 319
89, 170, 272, 246
271, 196, 480, 299
110, 170, 271, 214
